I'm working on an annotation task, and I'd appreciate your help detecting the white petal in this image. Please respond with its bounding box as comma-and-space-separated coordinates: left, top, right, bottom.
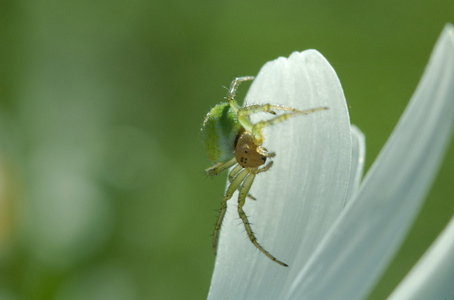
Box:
388, 215, 454, 300
286, 24, 454, 300
346, 125, 366, 203
208, 50, 352, 299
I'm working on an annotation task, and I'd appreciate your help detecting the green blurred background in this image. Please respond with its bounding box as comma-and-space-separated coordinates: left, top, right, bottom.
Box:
0, 0, 453, 299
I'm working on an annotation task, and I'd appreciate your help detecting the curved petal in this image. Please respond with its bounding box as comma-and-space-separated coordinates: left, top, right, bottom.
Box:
388, 215, 454, 300
208, 50, 352, 299
286, 24, 454, 300
346, 125, 366, 203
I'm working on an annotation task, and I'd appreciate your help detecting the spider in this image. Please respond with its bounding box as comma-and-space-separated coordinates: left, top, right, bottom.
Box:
201, 76, 327, 267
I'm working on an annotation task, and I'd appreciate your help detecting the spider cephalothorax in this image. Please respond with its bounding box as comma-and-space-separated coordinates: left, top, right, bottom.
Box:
235, 130, 268, 168
201, 76, 327, 267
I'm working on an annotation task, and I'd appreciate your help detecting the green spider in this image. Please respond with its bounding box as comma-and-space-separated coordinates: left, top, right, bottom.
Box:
202, 76, 327, 267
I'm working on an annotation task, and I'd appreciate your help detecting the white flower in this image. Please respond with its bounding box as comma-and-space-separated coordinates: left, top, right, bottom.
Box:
208, 24, 454, 300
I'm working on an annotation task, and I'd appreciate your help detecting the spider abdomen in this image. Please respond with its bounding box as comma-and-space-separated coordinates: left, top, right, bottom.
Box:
201, 102, 242, 163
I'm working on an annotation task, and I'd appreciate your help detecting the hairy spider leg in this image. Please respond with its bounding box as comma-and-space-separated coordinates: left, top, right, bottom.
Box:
256, 160, 274, 173
228, 164, 243, 182
206, 157, 237, 176
231, 166, 258, 200
249, 106, 329, 145
212, 159, 273, 254
213, 168, 249, 254
226, 76, 255, 112
236, 104, 318, 135
228, 164, 257, 200
237, 171, 288, 267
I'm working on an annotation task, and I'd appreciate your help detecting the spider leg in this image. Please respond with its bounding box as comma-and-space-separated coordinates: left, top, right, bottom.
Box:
228, 164, 257, 200
250, 106, 328, 144
228, 164, 243, 182
247, 194, 256, 200
236, 104, 300, 133
255, 161, 273, 174
237, 172, 288, 267
257, 146, 276, 158
227, 76, 255, 113
213, 168, 249, 254
240, 103, 307, 116
206, 157, 237, 176
246, 162, 273, 200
